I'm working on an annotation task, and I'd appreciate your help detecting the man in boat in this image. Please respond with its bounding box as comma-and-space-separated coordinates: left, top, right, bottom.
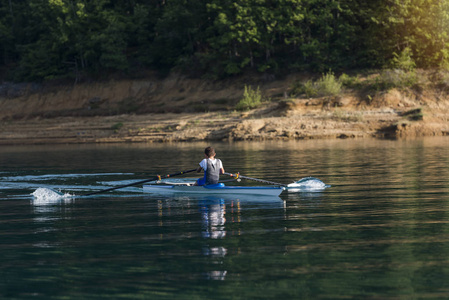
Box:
195, 146, 225, 186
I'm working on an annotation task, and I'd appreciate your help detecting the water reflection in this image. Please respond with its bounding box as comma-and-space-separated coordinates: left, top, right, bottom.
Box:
30, 196, 74, 250
4, 138, 449, 298
31, 196, 74, 222
199, 197, 226, 239
199, 197, 227, 280
155, 194, 285, 280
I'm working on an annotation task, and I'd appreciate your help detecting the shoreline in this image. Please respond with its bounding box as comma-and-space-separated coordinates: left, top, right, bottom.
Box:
1, 101, 447, 145
1, 72, 449, 145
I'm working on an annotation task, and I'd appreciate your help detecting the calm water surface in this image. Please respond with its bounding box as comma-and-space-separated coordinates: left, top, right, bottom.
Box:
1, 138, 449, 299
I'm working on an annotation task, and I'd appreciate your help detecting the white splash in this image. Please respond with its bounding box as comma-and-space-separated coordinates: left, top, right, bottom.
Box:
287, 177, 330, 192
32, 187, 73, 204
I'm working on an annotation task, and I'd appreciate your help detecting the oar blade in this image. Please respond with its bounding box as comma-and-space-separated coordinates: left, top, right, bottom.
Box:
286, 177, 330, 192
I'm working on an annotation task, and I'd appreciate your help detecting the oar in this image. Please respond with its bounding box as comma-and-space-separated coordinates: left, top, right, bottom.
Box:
224, 172, 287, 187
82, 168, 197, 196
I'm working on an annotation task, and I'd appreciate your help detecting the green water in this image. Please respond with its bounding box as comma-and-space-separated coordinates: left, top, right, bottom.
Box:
1, 138, 449, 299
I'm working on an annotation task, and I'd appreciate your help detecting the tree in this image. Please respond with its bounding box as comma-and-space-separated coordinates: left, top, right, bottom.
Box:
372, 0, 449, 68
2, 0, 449, 82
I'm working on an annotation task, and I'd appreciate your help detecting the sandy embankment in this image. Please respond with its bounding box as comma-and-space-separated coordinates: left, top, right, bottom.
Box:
0, 73, 448, 145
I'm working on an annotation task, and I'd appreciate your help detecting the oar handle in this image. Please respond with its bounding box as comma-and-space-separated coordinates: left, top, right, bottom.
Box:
224, 172, 286, 187
83, 168, 197, 196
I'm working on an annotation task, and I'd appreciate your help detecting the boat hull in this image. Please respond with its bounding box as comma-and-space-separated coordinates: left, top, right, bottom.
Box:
143, 184, 284, 196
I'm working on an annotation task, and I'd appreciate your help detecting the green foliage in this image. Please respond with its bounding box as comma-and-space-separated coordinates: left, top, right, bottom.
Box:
111, 122, 124, 132
291, 68, 420, 98
235, 85, 263, 111
1, 0, 449, 81
390, 47, 416, 71
371, 69, 418, 91
317, 73, 343, 96
339, 73, 361, 88
292, 72, 342, 98
301, 81, 319, 98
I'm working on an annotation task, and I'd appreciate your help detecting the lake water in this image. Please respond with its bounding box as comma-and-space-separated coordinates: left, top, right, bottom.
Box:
1, 138, 449, 299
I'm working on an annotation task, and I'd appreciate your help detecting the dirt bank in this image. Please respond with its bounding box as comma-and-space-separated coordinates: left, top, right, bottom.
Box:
0, 73, 449, 144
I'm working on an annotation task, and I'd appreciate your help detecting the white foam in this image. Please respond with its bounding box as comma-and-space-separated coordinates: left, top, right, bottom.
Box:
287, 177, 330, 191
31, 187, 73, 203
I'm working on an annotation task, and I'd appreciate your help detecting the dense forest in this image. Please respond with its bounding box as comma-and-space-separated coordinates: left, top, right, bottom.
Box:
1, 0, 448, 82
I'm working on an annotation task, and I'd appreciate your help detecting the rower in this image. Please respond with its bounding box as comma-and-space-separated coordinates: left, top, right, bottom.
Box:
195, 146, 225, 186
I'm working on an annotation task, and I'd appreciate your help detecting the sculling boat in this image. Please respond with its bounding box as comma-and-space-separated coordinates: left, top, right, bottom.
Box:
143, 182, 285, 196
31, 168, 329, 201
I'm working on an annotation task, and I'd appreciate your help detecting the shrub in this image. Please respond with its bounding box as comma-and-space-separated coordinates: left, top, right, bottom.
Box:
291, 72, 342, 98
372, 69, 418, 91
305, 80, 319, 97
236, 85, 263, 111
111, 122, 124, 132
316, 72, 342, 97
339, 73, 360, 88
390, 47, 416, 71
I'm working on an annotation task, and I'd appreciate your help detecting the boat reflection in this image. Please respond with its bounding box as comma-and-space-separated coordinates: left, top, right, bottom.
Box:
199, 197, 227, 280
154, 194, 284, 280
199, 197, 226, 239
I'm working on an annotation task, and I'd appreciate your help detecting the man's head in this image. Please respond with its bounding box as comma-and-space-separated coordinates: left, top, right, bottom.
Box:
205, 146, 216, 158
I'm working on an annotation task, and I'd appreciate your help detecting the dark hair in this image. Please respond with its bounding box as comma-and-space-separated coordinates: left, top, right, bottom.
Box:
204, 146, 216, 157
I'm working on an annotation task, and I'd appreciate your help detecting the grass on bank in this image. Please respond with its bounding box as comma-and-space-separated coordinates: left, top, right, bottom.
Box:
232, 67, 449, 113
289, 48, 426, 99
291, 69, 421, 99
292, 72, 342, 98
332, 109, 364, 122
